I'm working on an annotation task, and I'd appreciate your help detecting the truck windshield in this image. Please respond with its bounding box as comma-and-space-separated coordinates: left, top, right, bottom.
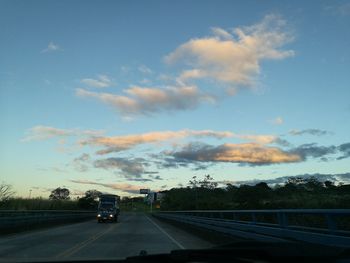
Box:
100, 203, 114, 210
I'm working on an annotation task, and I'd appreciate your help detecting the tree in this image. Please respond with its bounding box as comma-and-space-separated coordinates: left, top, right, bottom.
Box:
199, 175, 218, 189
0, 182, 15, 202
304, 177, 324, 192
189, 175, 218, 189
85, 189, 102, 200
77, 189, 101, 209
324, 180, 335, 189
49, 187, 70, 200
188, 176, 199, 188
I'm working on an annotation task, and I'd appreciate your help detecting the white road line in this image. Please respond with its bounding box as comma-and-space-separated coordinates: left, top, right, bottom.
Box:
146, 216, 185, 249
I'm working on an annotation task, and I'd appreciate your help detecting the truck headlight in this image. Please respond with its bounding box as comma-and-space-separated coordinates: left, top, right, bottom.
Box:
97, 214, 101, 217
109, 214, 113, 217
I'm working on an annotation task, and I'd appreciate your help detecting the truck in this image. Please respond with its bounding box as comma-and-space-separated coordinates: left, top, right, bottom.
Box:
97, 194, 120, 223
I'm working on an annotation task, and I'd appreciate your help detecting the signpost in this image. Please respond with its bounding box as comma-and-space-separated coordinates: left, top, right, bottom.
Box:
140, 189, 151, 212
140, 189, 156, 212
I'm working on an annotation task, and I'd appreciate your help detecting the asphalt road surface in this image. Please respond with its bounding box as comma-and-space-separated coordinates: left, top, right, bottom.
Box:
0, 212, 214, 262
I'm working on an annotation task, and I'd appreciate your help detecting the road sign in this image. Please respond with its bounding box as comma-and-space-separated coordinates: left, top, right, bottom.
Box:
139, 189, 150, 194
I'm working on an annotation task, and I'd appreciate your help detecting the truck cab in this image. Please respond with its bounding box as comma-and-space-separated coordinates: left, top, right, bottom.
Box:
97, 194, 120, 223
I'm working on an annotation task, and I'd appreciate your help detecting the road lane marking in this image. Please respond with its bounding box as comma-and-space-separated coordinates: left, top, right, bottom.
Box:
55, 223, 118, 259
146, 216, 185, 249
0, 220, 96, 243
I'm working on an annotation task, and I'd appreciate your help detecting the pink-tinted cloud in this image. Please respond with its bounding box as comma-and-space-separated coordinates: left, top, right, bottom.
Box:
69, 179, 146, 194
80, 129, 234, 154
76, 85, 215, 116
166, 14, 294, 87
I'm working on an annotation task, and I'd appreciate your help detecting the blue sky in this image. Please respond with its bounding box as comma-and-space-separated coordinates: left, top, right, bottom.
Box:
1, 0, 349, 198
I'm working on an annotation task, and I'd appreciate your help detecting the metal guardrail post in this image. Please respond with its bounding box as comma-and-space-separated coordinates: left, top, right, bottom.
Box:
232, 212, 237, 221
277, 211, 288, 228
326, 214, 337, 234
251, 212, 257, 225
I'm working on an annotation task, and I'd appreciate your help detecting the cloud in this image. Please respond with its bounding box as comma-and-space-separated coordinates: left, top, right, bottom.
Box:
163, 142, 301, 166
324, 2, 350, 16
72, 153, 91, 172
93, 157, 162, 182
76, 85, 215, 116
176, 69, 206, 84
81, 75, 113, 88
80, 129, 234, 155
93, 157, 147, 178
138, 65, 153, 74
165, 14, 294, 87
22, 126, 104, 142
147, 174, 163, 181
269, 117, 284, 125
289, 129, 331, 136
288, 143, 337, 161
234, 134, 278, 145
77, 15, 293, 116
337, 142, 350, 160
211, 27, 233, 40
41, 42, 62, 53
69, 179, 144, 194
286, 142, 350, 161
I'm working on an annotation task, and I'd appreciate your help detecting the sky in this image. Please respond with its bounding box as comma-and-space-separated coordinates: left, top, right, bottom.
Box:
1, 0, 350, 198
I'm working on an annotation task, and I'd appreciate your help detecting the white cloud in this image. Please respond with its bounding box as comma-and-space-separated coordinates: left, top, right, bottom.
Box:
138, 65, 153, 74
76, 85, 216, 116
41, 42, 62, 53
324, 2, 350, 16
211, 27, 233, 40
165, 14, 294, 88
76, 15, 294, 116
81, 74, 113, 88
269, 117, 284, 125
234, 134, 278, 144
79, 129, 234, 155
22, 126, 104, 142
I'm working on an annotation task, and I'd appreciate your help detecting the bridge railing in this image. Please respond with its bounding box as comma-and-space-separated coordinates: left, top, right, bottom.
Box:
154, 209, 350, 247
0, 210, 96, 234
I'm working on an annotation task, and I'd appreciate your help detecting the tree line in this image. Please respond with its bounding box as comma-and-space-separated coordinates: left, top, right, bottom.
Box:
2, 176, 350, 211
160, 175, 350, 210
0, 184, 145, 211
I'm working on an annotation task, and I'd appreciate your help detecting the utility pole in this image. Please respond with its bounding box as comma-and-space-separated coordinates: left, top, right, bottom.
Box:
29, 189, 32, 199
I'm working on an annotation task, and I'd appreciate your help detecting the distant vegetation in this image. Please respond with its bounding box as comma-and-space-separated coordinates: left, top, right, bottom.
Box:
1, 176, 349, 211
119, 197, 149, 212
0, 198, 80, 210
160, 175, 350, 210
0, 182, 15, 202
0, 185, 147, 211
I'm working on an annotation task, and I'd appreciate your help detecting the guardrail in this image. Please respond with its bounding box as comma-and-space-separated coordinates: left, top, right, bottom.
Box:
154, 209, 350, 247
0, 210, 96, 234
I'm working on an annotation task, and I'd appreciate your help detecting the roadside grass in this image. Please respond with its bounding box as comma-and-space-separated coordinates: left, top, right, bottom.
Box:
0, 198, 80, 210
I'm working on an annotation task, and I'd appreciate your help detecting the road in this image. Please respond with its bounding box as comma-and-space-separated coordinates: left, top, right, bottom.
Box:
0, 212, 214, 262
